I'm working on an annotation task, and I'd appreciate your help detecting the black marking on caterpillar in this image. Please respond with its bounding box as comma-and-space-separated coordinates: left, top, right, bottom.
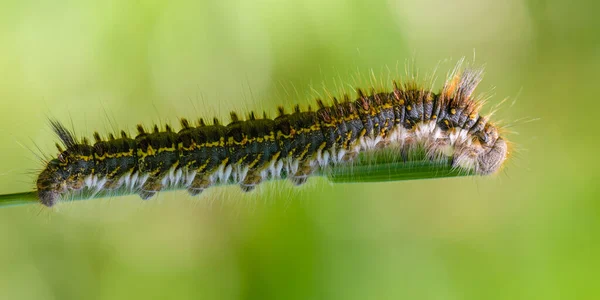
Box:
36, 67, 509, 207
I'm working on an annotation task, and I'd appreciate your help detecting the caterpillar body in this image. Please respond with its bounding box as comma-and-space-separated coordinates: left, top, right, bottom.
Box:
36, 67, 509, 207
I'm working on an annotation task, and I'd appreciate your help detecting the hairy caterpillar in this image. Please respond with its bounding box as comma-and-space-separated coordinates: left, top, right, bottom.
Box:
36, 65, 509, 207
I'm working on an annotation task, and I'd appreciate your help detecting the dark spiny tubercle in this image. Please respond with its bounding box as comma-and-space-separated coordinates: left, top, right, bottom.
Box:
36, 69, 508, 206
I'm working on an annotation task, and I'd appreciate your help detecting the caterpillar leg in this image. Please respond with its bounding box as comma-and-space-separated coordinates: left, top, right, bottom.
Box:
102, 178, 124, 190
139, 177, 162, 200
341, 151, 359, 162
187, 174, 212, 196
289, 161, 315, 186
240, 170, 263, 192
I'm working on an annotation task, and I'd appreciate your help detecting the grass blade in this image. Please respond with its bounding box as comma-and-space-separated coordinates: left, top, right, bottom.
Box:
0, 150, 473, 208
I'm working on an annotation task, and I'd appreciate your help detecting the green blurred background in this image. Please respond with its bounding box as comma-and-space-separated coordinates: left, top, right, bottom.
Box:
0, 0, 598, 299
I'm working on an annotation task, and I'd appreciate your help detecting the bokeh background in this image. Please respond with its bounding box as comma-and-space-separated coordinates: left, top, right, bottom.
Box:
0, 0, 598, 299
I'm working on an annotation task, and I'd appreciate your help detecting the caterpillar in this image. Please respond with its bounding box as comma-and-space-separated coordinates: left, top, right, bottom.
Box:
36, 65, 509, 207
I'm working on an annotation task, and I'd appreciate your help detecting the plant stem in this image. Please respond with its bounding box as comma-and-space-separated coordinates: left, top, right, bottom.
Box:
0, 150, 473, 208
0, 192, 38, 207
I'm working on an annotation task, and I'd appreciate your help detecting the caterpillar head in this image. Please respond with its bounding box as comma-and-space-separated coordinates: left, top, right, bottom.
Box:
36, 159, 67, 207
37, 121, 96, 207
38, 145, 96, 207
